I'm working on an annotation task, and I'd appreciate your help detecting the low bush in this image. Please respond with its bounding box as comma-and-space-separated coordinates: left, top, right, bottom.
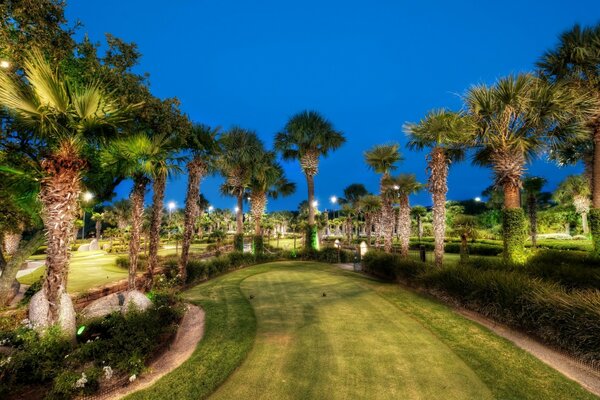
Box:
185, 252, 279, 284
0, 294, 183, 399
362, 252, 430, 281
115, 255, 148, 271
421, 265, 600, 365
408, 241, 503, 256
298, 247, 354, 264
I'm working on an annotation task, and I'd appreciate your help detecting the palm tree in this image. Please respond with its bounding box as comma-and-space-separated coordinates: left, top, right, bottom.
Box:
466, 74, 591, 263
178, 124, 219, 281
247, 150, 296, 254
453, 215, 478, 262
342, 183, 368, 205
146, 136, 182, 287
387, 174, 423, 257
364, 144, 403, 253
411, 206, 427, 241
554, 175, 591, 235
105, 199, 132, 229
523, 176, 547, 247
538, 24, 600, 254
358, 195, 381, 246
219, 127, 263, 251
341, 203, 356, 243
102, 133, 172, 289
275, 110, 345, 250
0, 49, 135, 333
405, 110, 472, 267
91, 211, 106, 240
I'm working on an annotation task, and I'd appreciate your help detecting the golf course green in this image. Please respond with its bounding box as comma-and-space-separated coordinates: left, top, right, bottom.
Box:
127, 261, 595, 400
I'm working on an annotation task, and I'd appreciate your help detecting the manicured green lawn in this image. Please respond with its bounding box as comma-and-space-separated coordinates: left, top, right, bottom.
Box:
17, 251, 127, 293
127, 261, 596, 400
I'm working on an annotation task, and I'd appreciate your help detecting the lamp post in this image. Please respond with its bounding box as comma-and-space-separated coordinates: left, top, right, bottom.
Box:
330, 195, 338, 219
81, 191, 94, 240
167, 201, 176, 246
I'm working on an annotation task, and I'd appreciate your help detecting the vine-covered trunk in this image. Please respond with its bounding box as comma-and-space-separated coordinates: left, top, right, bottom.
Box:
527, 193, 538, 248
148, 173, 167, 288
0, 231, 44, 306
35, 145, 85, 333
398, 196, 411, 258
129, 176, 148, 290
428, 147, 448, 267
179, 160, 205, 281
503, 182, 527, 263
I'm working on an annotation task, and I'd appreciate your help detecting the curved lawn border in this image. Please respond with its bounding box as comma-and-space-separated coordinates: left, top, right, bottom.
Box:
125, 261, 599, 399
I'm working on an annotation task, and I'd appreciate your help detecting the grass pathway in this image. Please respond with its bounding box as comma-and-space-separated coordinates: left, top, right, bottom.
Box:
126, 261, 597, 400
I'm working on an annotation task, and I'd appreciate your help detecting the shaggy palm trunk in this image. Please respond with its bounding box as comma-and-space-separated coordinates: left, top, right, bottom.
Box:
417, 216, 423, 241
428, 147, 448, 268
582, 212, 590, 235
0, 231, 44, 305
129, 176, 148, 290
366, 215, 372, 246
39, 148, 85, 327
179, 160, 205, 281
95, 220, 101, 240
3, 232, 22, 256
251, 192, 267, 254
346, 217, 352, 243
380, 176, 394, 253
398, 196, 411, 258
301, 152, 319, 250
527, 193, 538, 248
148, 173, 167, 288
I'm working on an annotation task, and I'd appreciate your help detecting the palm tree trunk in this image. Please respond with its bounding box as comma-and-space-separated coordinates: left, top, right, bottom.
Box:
236, 193, 244, 234
148, 172, 166, 288
380, 175, 394, 253
251, 192, 266, 254
398, 197, 411, 258
95, 220, 101, 240
38, 148, 84, 328
179, 160, 205, 281
582, 211, 590, 235
366, 215, 372, 246
417, 216, 423, 241
3, 232, 22, 256
0, 231, 44, 306
129, 176, 148, 290
504, 182, 521, 209
428, 147, 448, 267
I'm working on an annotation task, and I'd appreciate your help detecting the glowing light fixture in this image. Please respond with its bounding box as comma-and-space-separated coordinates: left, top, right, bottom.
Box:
474, 197, 481, 202
330, 196, 337, 204
83, 191, 94, 202
0, 60, 10, 69
168, 201, 176, 211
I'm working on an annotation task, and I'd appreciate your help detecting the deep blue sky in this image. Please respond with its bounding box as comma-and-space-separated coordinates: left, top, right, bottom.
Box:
67, 0, 599, 212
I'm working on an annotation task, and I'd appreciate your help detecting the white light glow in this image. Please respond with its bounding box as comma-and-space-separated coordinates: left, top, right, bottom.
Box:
312, 200, 318, 208
208, 205, 214, 212
234, 206, 240, 212
168, 201, 176, 210
330, 196, 337, 204
0, 60, 10, 69
83, 192, 94, 202
475, 197, 481, 202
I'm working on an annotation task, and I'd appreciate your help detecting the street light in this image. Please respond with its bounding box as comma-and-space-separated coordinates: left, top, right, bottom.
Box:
330, 196, 338, 219
0, 60, 10, 69
474, 197, 481, 202
234, 206, 240, 213
208, 205, 214, 213
312, 200, 318, 208
81, 192, 94, 240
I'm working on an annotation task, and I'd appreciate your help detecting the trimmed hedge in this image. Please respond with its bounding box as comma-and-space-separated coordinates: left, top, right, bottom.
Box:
361, 250, 600, 365
408, 241, 503, 256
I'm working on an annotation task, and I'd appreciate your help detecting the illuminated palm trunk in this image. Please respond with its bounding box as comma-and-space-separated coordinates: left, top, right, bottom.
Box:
251, 191, 267, 254
379, 175, 394, 253
179, 160, 206, 281
398, 196, 411, 257
301, 151, 319, 249
3, 232, 22, 256
527, 193, 538, 248
129, 175, 149, 289
39, 146, 85, 325
428, 147, 448, 267
148, 172, 166, 287
591, 127, 600, 255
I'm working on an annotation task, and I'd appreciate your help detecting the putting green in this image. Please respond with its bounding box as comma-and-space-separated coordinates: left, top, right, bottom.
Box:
211, 268, 492, 400
127, 261, 595, 400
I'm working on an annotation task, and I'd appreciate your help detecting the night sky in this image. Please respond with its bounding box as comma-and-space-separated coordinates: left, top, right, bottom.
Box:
66, 0, 599, 212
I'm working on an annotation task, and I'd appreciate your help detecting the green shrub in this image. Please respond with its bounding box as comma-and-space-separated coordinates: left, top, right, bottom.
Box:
115, 255, 148, 270
588, 208, 600, 257
421, 265, 600, 364
233, 234, 244, 252
502, 208, 529, 264
362, 251, 429, 281
252, 235, 264, 255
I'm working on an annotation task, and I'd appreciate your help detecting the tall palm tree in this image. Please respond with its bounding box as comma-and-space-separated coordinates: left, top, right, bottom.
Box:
147, 135, 183, 286
522, 176, 547, 247
342, 183, 368, 205
105, 199, 132, 230
275, 110, 345, 250
405, 110, 471, 267
102, 133, 172, 289
246, 150, 296, 254
178, 124, 219, 281
358, 195, 381, 246
538, 24, 600, 254
219, 127, 263, 251
466, 74, 591, 263
411, 205, 428, 242
387, 174, 423, 257
0, 49, 135, 333
554, 175, 591, 235
364, 144, 403, 253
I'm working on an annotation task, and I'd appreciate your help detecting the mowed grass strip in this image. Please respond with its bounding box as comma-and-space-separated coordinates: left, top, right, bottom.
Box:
128, 261, 597, 400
